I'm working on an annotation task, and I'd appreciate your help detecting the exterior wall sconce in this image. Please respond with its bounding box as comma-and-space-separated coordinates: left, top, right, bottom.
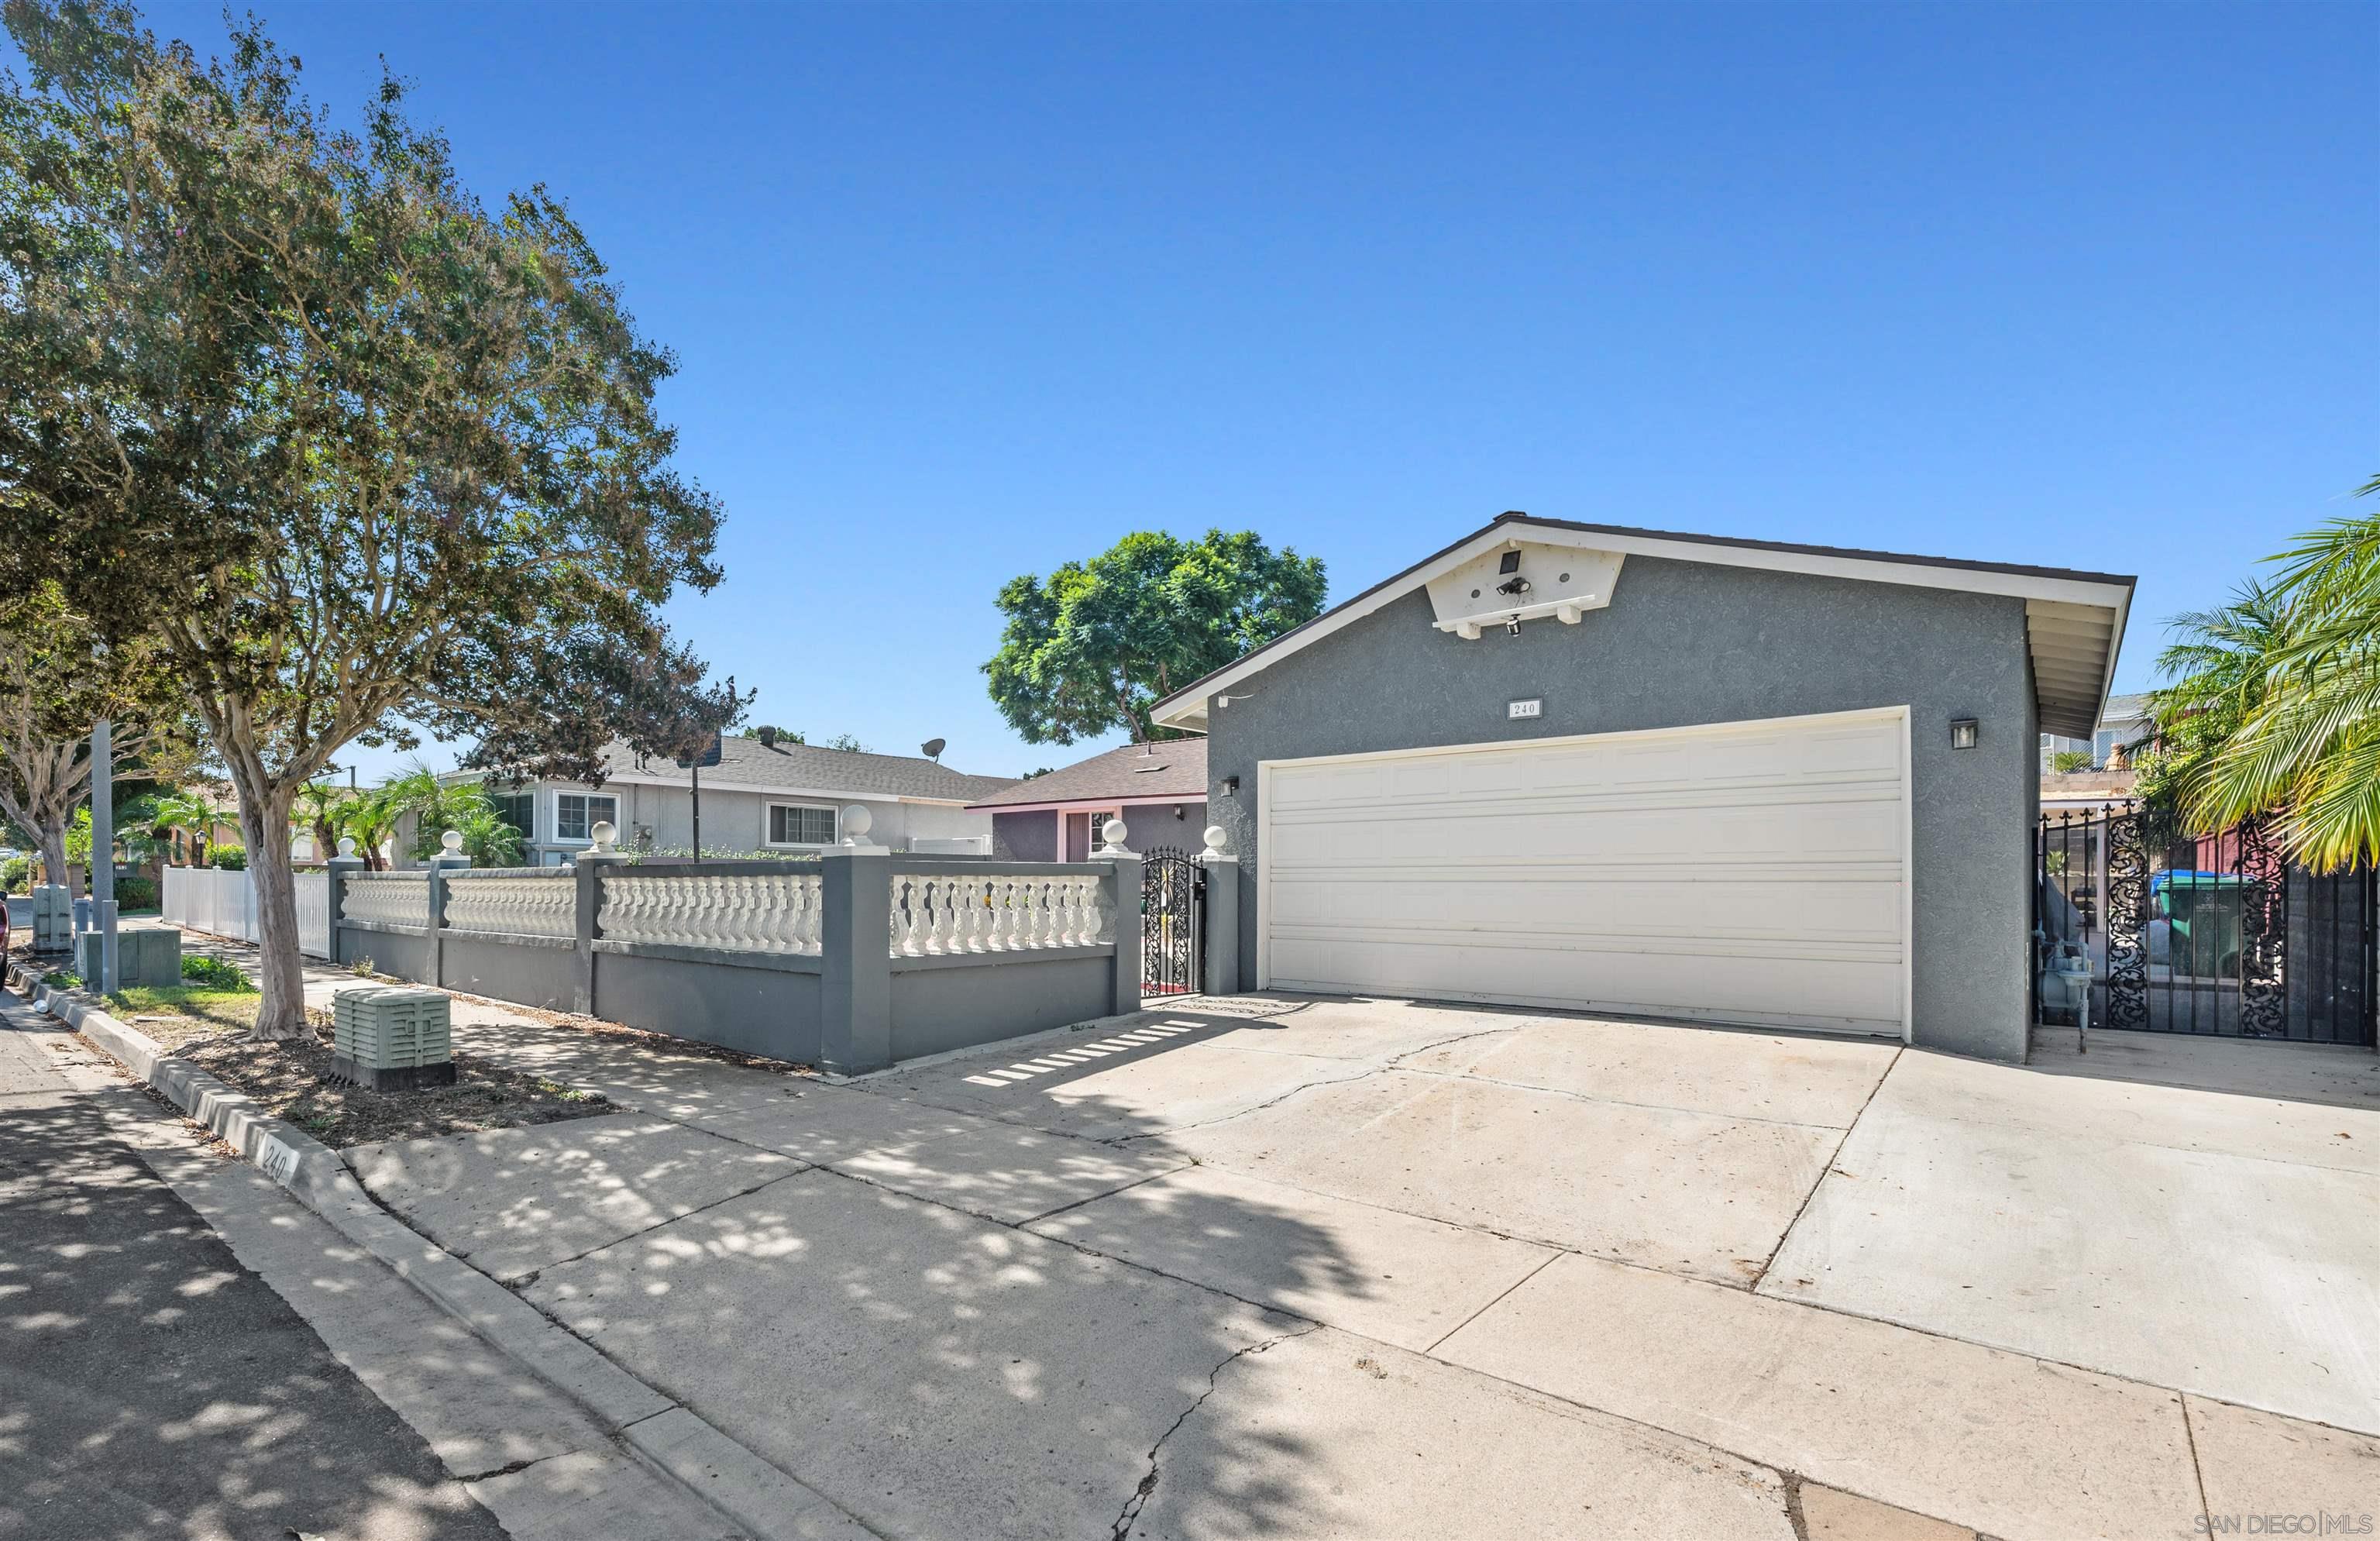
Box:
1221, 776, 1240, 796
1949, 718, 1979, 751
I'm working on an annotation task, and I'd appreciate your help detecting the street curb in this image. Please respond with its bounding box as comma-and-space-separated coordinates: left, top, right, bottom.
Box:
3, 960, 873, 1541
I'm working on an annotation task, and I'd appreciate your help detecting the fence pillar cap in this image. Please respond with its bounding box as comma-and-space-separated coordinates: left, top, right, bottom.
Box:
1095, 817, 1137, 859
837, 803, 889, 854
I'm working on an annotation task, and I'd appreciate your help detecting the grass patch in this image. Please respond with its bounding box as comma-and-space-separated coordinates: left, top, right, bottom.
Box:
180, 955, 254, 991
42, 970, 81, 989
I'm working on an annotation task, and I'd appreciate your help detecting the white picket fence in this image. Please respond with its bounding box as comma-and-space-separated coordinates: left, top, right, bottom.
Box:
160, 865, 332, 958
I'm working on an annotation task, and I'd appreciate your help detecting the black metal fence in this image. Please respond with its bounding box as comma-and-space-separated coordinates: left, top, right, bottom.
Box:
2036, 801, 2376, 1045
1140, 848, 1202, 996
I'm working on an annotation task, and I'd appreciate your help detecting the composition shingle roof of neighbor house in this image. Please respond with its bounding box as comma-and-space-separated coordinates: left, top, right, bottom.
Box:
600, 734, 1018, 803
968, 739, 1208, 808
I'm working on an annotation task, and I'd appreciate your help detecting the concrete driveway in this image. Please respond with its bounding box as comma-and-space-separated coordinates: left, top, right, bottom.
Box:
344, 995, 2380, 1540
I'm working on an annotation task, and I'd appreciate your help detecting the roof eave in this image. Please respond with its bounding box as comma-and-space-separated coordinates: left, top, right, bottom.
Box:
1149, 514, 2136, 738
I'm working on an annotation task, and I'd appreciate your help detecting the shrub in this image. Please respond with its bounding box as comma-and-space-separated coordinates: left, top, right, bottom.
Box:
2, 855, 28, 893
181, 955, 256, 992
114, 875, 159, 910
208, 844, 248, 871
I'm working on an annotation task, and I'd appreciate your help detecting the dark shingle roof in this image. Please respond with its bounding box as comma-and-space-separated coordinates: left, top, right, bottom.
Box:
604, 735, 1016, 803
968, 740, 1209, 809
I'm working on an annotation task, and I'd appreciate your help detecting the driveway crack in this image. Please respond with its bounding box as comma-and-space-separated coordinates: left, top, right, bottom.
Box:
1109, 1321, 1322, 1540
1119, 1065, 1378, 1144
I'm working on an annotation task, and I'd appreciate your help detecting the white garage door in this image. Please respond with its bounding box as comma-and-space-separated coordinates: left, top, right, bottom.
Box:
1260, 707, 1910, 1037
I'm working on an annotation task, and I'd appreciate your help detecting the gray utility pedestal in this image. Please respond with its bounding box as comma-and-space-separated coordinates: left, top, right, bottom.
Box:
330, 985, 456, 1092
29, 886, 73, 954
77, 927, 181, 989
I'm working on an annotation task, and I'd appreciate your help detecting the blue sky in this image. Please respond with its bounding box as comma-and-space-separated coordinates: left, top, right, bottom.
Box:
132, 2, 2380, 782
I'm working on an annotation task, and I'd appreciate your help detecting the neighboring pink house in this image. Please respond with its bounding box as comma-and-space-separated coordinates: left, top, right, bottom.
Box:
969, 740, 1209, 861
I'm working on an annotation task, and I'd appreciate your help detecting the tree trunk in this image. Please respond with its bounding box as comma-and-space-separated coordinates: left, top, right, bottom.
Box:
239, 785, 309, 1041
36, 817, 67, 893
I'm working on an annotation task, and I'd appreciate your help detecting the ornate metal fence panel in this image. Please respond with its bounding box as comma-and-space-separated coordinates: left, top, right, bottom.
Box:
1141, 848, 1202, 996
2037, 800, 2373, 1045
2100, 810, 2151, 1030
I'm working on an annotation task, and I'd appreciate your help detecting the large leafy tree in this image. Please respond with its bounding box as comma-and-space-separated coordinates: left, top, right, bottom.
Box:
984, 529, 1326, 744
0, 581, 194, 886
0, 2, 727, 1035
2178, 476, 2380, 871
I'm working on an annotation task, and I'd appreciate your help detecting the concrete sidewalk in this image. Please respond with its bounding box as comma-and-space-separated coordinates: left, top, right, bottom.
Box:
128, 934, 2380, 1539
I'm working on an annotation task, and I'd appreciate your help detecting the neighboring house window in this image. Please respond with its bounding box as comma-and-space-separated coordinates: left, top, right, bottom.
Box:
555, 793, 617, 842
492, 791, 536, 840
767, 803, 838, 847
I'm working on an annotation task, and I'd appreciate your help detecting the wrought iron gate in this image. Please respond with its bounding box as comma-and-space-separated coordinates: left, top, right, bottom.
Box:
2036, 800, 2376, 1044
1141, 848, 1202, 996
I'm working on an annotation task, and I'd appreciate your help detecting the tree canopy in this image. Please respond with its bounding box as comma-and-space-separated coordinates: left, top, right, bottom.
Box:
983, 530, 1326, 745
0, 1, 729, 1033
0, 580, 194, 884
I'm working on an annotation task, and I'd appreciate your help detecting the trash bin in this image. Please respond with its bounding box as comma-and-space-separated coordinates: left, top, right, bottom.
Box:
2157, 872, 2247, 977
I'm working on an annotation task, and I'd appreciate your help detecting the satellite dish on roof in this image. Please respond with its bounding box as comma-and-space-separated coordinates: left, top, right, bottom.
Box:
920, 738, 946, 763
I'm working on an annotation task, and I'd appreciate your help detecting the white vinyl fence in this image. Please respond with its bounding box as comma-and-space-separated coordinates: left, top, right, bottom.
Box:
161, 865, 332, 958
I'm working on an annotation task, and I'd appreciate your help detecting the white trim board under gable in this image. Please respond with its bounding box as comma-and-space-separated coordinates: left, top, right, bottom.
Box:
1150, 514, 2133, 740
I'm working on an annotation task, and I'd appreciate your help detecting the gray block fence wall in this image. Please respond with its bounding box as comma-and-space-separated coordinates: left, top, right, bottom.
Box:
328, 851, 1140, 1075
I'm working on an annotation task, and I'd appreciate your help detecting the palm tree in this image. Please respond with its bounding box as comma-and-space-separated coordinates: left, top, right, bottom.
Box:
150, 786, 235, 866
2181, 476, 2380, 872
368, 762, 524, 867
292, 780, 355, 862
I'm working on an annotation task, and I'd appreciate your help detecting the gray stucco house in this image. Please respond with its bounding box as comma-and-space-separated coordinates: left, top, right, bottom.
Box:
1149, 511, 2134, 1064
436, 734, 1015, 865
970, 740, 1209, 861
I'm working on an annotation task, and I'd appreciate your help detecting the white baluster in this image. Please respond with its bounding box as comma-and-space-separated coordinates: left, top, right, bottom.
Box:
899, 876, 923, 955
1092, 872, 1117, 946
989, 877, 1015, 951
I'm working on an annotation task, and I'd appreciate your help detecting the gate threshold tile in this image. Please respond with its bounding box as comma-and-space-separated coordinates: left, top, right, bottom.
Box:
1435, 1252, 2203, 1541
1030, 1162, 1558, 1350
678, 1083, 1188, 1223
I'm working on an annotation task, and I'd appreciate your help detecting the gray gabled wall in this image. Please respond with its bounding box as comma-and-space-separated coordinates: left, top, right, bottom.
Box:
1200, 556, 2037, 1061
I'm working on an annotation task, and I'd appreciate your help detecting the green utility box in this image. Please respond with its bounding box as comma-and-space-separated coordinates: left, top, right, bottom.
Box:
330, 985, 455, 1092
75, 927, 183, 989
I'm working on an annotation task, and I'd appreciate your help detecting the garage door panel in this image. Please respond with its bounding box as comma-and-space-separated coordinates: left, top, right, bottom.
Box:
1271, 875, 1903, 947
1261, 711, 1908, 1037
1267, 937, 1905, 1032
1273, 799, 1902, 868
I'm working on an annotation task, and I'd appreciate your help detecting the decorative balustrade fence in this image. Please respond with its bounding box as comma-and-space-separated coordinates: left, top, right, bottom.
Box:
325, 851, 1143, 1074
443, 869, 577, 939
889, 871, 1112, 956
340, 872, 432, 932
600, 869, 824, 955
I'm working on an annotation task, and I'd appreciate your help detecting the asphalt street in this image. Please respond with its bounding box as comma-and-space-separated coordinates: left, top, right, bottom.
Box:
0, 992, 508, 1541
